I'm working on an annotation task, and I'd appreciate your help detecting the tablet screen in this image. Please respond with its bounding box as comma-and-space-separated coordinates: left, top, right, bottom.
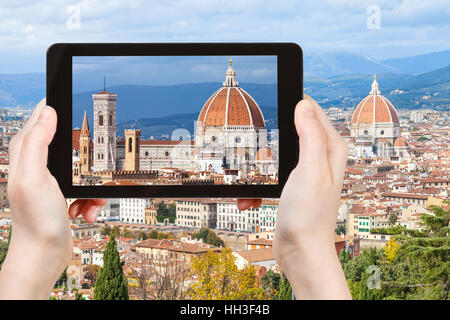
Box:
72, 56, 278, 186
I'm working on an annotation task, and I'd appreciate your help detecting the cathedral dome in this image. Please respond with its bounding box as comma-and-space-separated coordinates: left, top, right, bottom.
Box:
197, 60, 265, 128
351, 75, 399, 124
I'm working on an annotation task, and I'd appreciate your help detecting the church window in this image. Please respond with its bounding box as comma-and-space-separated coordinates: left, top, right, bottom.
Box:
99, 115, 103, 126
235, 137, 241, 143
101, 153, 104, 160
380, 130, 385, 135
165, 151, 170, 157
364, 130, 369, 135
145, 151, 149, 156
211, 136, 217, 143
101, 137, 104, 143
128, 138, 133, 152
98, 153, 100, 160
109, 114, 112, 125
83, 146, 87, 154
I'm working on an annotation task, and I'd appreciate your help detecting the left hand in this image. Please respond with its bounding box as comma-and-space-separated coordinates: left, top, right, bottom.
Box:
0, 99, 106, 299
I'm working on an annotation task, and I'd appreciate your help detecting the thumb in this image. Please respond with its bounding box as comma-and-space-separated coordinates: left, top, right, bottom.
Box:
17, 106, 57, 180
294, 99, 328, 173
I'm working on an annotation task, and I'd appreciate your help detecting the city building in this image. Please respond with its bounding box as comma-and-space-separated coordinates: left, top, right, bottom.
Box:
175, 199, 217, 228
120, 198, 152, 224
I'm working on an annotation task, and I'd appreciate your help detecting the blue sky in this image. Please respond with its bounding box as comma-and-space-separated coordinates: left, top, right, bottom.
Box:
1, 0, 449, 73
73, 56, 277, 92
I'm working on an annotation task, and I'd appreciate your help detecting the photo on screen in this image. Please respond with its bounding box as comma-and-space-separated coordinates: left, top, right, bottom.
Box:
72, 56, 278, 186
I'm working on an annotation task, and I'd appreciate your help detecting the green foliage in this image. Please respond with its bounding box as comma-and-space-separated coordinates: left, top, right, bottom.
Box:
278, 275, 293, 300
54, 268, 67, 288
192, 227, 225, 247
101, 224, 111, 236
0, 226, 11, 270
260, 270, 281, 299
74, 290, 83, 300
110, 226, 121, 237
371, 225, 407, 235
335, 224, 346, 235
389, 213, 398, 225
418, 136, 429, 141
156, 201, 176, 223
93, 235, 129, 300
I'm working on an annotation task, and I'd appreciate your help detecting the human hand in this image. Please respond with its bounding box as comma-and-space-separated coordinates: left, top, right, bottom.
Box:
238, 95, 350, 299
0, 99, 106, 299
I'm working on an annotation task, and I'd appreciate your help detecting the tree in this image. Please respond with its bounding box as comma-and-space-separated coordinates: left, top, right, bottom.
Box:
110, 226, 121, 237
389, 213, 398, 225
0, 226, 11, 270
93, 235, 129, 300
278, 275, 293, 300
384, 238, 400, 263
129, 253, 190, 300
335, 225, 346, 235
54, 268, 68, 288
260, 270, 280, 299
75, 291, 83, 300
85, 264, 101, 285
148, 230, 159, 239
121, 228, 133, 238
189, 248, 269, 300
101, 224, 111, 236
192, 227, 225, 247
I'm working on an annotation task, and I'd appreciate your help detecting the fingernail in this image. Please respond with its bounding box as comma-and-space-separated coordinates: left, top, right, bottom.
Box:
300, 100, 315, 116
37, 106, 52, 123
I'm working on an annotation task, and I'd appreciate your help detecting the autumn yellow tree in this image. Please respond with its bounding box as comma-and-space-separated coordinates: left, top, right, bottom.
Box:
189, 248, 273, 300
384, 238, 400, 263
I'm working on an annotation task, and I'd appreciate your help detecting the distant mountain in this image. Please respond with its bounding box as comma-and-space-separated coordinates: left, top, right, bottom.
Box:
72, 83, 277, 128
0, 73, 45, 106
115, 107, 277, 139
304, 50, 450, 77
382, 50, 450, 75
1, 50, 450, 113
304, 52, 397, 77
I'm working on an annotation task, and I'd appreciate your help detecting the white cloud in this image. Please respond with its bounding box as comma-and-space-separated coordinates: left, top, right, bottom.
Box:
0, 0, 448, 72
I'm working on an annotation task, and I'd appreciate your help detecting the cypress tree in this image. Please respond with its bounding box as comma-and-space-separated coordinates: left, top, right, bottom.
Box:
0, 226, 11, 270
94, 235, 129, 300
278, 275, 293, 300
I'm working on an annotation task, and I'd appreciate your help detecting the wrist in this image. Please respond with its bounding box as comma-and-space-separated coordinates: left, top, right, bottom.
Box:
274, 235, 351, 300
0, 232, 71, 299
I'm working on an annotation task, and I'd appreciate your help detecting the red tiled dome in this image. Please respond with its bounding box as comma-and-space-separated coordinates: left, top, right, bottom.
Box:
197, 60, 265, 128
351, 76, 399, 124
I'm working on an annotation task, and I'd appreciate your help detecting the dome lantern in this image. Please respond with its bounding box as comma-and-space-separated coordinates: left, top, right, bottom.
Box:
223, 58, 239, 87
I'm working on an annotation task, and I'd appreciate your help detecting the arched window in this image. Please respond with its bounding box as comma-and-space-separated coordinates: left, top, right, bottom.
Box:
128, 137, 133, 152
99, 114, 103, 126
109, 114, 113, 125
83, 146, 87, 154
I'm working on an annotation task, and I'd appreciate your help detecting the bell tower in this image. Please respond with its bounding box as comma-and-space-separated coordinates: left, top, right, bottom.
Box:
125, 129, 141, 172
93, 80, 117, 172
79, 110, 92, 175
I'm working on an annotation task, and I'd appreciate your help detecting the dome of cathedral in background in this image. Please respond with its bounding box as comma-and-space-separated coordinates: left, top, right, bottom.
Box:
349, 75, 407, 159
197, 59, 265, 129
351, 75, 399, 125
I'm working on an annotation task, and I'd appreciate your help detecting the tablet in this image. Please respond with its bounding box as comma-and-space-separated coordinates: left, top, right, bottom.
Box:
47, 43, 303, 198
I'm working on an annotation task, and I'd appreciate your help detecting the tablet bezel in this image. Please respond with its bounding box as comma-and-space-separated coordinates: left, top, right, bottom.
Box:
47, 42, 303, 198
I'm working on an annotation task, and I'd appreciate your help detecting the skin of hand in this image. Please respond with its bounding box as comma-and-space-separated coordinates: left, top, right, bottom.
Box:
238, 95, 351, 299
0, 99, 106, 300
